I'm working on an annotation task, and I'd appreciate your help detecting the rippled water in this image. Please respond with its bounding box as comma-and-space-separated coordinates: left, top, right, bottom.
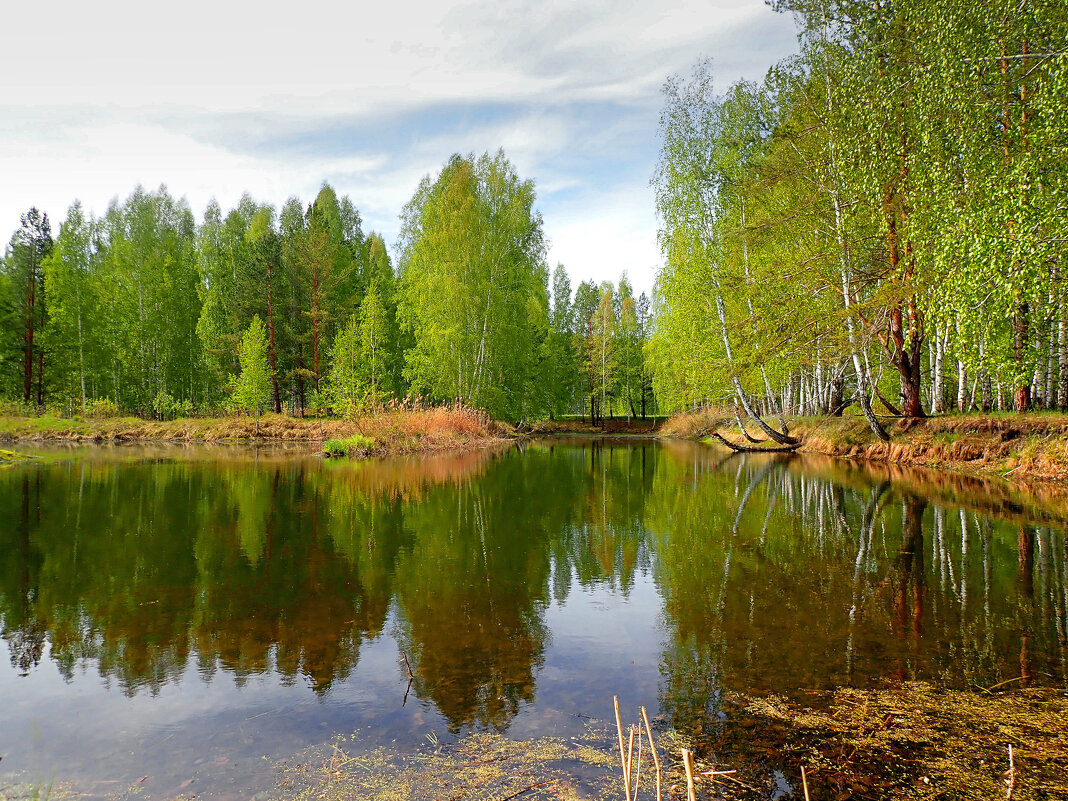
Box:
0, 439, 1065, 797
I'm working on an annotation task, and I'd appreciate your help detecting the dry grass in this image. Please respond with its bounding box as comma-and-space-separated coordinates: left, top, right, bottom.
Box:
0, 402, 514, 458
662, 410, 1068, 485
659, 409, 731, 440
347, 401, 513, 456
788, 415, 1068, 483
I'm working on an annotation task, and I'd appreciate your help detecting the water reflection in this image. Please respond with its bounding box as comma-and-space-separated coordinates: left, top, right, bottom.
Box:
0, 441, 1065, 750
651, 450, 1068, 735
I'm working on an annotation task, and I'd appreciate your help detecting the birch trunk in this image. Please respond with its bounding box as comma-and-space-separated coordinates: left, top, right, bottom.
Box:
1060, 292, 1068, 410
931, 320, 947, 414
712, 291, 796, 443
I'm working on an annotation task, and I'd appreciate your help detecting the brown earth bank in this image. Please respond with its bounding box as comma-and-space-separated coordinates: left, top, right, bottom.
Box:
0, 404, 514, 457
664, 410, 1068, 485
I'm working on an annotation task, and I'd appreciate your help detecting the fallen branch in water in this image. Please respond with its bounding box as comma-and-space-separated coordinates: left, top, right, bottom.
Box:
710, 432, 801, 453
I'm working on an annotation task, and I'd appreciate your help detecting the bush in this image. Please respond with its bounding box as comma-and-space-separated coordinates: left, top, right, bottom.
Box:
0, 399, 36, 417
87, 398, 121, 418
153, 391, 175, 421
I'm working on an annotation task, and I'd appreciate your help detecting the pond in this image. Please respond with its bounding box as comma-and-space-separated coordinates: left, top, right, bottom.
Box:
0, 439, 1065, 798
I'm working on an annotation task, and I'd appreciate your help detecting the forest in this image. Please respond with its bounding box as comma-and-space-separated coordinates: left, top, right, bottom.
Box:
652, 0, 1068, 440
3, 0, 1066, 432
0, 152, 652, 423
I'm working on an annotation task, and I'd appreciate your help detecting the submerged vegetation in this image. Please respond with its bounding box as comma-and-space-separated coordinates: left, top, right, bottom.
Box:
277, 728, 620, 801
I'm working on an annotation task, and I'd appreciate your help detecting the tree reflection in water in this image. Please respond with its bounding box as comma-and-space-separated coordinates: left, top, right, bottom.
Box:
0, 442, 1065, 738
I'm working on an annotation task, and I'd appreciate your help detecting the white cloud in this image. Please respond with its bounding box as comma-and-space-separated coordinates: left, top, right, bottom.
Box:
1, 0, 798, 294
545, 195, 660, 297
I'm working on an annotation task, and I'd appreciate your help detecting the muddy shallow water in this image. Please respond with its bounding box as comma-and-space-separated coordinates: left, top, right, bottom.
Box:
0, 440, 1064, 798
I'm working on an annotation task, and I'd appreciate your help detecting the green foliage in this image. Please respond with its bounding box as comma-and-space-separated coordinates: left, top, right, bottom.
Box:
322, 434, 375, 456
652, 2, 1068, 415
397, 151, 549, 421
231, 316, 272, 416
153, 391, 177, 421
324, 314, 363, 415
86, 398, 120, 418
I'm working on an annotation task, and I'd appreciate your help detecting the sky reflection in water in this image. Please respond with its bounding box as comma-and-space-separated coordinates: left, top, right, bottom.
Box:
0, 440, 1064, 797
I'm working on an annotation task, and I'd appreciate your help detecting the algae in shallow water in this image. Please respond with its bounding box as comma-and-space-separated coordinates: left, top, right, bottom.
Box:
722, 683, 1068, 800
276, 729, 622, 801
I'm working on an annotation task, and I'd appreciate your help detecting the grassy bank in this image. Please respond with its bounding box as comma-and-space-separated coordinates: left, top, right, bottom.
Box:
0, 404, 514, 457
664, 409, 1068, 483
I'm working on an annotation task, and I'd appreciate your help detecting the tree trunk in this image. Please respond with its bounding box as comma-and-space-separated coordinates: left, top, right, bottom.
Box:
1060, 294, 1068, 410
23, 255, 35, 403
78, 309, 87, 415
815, 355, 825, 415
733, 405, 764, 443
36, 346, 44, 408
297, 358, 306, 417
312, 266, 321, 395
830, 374, 845, 416
887, 301, 925, 418
1013, 301, 1032, 411
931, 322, 947, 414
1046, 294, 1057, 407
267, 262, 281, 414
711, 291, 795, 443
883, 175, 925, 419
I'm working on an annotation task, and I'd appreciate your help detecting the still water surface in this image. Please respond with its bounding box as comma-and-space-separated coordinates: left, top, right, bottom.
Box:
0, 440, 1065, 797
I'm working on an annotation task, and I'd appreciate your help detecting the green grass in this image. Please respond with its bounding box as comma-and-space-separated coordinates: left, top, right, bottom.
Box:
322, 434, 376, 457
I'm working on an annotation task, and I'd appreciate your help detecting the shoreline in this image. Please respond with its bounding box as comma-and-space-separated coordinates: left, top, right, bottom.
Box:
0, 408, 514, 458
7, 410, 1068, 487
661, 410, 1068, 486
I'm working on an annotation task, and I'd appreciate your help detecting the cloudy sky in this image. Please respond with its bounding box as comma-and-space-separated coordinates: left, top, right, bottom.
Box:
1, 0, 798, 294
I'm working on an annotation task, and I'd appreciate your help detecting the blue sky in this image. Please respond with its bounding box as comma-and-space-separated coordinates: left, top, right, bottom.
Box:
0, 0, 799, 295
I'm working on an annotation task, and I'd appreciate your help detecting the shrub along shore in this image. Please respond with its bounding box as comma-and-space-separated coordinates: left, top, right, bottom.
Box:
662, 410, 1068, 485
0, 404, 513, 457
